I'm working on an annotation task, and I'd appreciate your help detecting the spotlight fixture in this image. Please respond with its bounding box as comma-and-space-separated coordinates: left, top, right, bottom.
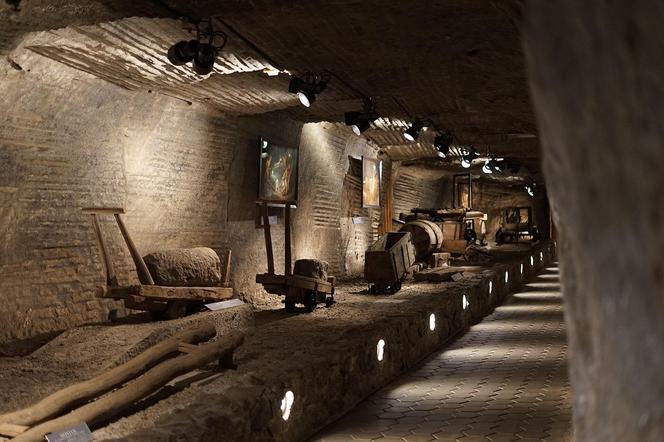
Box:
167, 40, 200, 66
166, 19, 227, 76
434, 132, 453, 157
482, 159, 493, 174
403, 119, 425, 142
288, 73, 329, 108
345, 99, 379, 135
525, 185, 535, 197
461, 148, 479, 168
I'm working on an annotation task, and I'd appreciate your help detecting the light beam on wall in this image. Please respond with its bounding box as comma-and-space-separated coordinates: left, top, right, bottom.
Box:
280, 390, 295, 421
376, 339, 386, 361
429, 313, 436, 331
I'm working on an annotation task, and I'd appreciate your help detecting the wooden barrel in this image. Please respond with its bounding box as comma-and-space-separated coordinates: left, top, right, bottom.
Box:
399, 220, 443, 261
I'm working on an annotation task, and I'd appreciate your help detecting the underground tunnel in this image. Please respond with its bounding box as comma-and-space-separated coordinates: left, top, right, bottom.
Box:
0, 1, 662, 441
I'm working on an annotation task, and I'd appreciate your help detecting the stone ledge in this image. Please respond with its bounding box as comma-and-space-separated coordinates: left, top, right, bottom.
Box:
96, 241, 556, 442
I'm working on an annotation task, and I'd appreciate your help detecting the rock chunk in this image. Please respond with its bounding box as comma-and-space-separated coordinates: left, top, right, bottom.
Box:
143, 247, 222, 287
293, 259, 329, 281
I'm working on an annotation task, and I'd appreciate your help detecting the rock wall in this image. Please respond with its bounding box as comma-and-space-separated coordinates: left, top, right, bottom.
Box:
523, 2, 664, 441
0, 49, 378, 346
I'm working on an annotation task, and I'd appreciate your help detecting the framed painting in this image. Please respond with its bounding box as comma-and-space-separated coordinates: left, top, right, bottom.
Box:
258, 137, 299, 204
453, 173, 472, 209
362, 156, 381, 208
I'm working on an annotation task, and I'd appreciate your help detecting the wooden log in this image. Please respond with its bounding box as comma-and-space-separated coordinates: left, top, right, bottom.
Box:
261, 202, 275, 274
10, 332, 244, 442
0, 423, 28, 437
0, 324, 217, 428
114, 213, 155, 285
107, 285, 234, 302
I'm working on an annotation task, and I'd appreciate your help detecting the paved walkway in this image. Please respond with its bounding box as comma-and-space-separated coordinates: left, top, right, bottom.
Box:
312, 265, 571, 442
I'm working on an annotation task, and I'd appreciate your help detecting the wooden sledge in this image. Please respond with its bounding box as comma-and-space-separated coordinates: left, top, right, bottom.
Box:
82, 207, 233, 319
0, 324, 244, 442
255, 202, 335, 312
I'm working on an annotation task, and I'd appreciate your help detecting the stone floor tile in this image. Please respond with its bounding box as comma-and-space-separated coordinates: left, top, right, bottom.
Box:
311, 267, 571, 442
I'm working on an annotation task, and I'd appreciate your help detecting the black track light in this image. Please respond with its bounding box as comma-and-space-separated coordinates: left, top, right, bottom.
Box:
288, 75, 328, 108
434, 132, 453, 157
404, 119, 425, 142
461, 148, 480, 168
193, 43, 217, 75
166, 19, 227, 76
168, 40, 200, 66
344, 99, 379, 135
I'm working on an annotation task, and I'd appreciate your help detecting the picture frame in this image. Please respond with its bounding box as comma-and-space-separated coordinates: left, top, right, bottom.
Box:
258, 137, 299, 204
362, 156, 381, 208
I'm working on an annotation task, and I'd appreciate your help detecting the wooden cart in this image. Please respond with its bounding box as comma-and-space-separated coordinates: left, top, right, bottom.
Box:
255, 202, 335, 312
365, 231, 416, 294
83, 207, 233, 319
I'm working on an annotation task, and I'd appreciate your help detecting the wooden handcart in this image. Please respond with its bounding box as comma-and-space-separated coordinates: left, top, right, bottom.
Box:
83, 207, 234, 319
255, 202, 335, 312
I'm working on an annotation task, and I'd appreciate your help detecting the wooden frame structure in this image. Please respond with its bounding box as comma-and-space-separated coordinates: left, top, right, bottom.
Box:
82, 207, 233, 319
255, 202, 335, 312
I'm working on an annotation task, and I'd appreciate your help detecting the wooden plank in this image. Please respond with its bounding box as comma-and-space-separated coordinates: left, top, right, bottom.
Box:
108, 286, 234, 302
81, 207, 125, 215
284, 204, 292, 276
114, 213, 155, 285
0, 423, 29, 437
10, 332, 243, 442
261, 202, 275, 274
256, 273, 334, 294
124, 295, 167, 312
0, 324, 216, 428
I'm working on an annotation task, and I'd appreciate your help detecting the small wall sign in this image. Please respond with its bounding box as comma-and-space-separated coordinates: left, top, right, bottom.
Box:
45, 423, 92, 442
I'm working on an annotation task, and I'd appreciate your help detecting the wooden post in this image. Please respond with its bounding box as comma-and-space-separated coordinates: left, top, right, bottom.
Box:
114, 213, 154, 285
261, 202, 275, 275
90, 214, 117, 286
284, 203, 292, 276
223, 250, 232, 287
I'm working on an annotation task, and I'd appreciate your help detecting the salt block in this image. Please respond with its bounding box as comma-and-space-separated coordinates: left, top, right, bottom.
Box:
143, 247, 222, 287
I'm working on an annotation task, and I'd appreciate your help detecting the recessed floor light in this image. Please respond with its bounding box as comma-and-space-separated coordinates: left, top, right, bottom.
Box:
505, 271, 509, 283
489, 280, 493, 295
462, 295, 469, 310
429, 313, 436, 331
377, 339, 386, 362
280, 390, 295, 421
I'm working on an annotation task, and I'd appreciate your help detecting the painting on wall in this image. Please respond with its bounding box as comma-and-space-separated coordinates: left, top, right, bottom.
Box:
258, 137, 299, 204
362, 156, 381, 208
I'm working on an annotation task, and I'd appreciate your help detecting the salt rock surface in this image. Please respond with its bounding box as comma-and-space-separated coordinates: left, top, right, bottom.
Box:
143, 247, 222, 287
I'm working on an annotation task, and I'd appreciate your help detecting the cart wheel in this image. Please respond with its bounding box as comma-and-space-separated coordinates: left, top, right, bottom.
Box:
325, 296, 335, 307
284, 299, 296, 312
304, 292, 317, 312
164, 300, 188, 320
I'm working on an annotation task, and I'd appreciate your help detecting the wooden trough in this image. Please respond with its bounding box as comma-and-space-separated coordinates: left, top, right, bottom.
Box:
82, 207, 233, 319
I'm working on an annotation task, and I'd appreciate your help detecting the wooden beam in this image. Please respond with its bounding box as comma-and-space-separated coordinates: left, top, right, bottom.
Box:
114, 213, 155, 285
261, 202, 275, 274
0, 324, 217, 428
0, 423, 29, 437
284, 203, 292, 276
81, 207, 125, 215
107, 285, 234, 302
89, 213, 117, 286
223, 249, 232, 287
10, 333, 244, 442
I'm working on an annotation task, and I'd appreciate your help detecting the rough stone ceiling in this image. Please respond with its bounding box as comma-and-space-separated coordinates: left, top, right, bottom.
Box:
1, 0, 539, 173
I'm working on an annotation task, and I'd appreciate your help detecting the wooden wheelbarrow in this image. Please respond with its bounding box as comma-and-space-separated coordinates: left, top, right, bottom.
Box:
82, 207, 234, 319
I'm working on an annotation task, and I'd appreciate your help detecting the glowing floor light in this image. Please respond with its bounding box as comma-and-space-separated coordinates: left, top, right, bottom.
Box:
505, 271, 509, 283
280, 390, 295, 421
488, 280, 493, 295
520, 264, 524, 274
540, 251, 544, 261
429, 313, 436, 331
530, 256, 534, 266
376, 339, 386, 362
462, 295, 469, 310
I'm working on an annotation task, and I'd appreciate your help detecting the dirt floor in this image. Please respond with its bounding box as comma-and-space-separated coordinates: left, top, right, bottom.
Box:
0, 242, 538, 441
